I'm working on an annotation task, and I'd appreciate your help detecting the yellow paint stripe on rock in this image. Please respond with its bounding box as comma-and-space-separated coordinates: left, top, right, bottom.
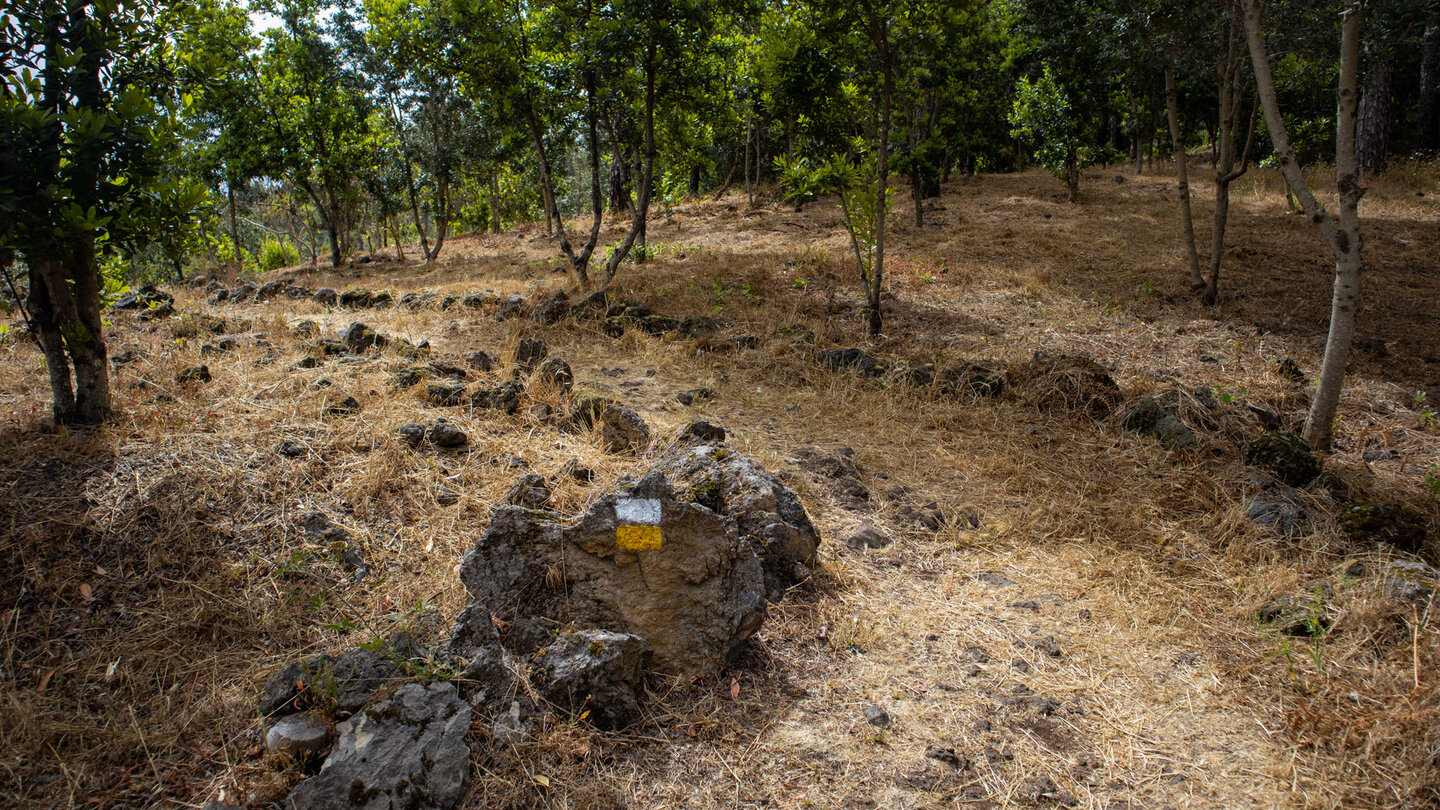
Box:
616, 524, 662, 551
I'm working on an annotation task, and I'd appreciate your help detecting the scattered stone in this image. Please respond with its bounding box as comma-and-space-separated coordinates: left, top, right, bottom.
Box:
657, 443, 821, 598
506, 474, 552, 509
426, 418, 468, 448
938, 363, 1006, 398
177, 365, 211, 384
676, 387, 715, 406
254, 280, 290, 302
1245, 491, 1309, 536
793, 446, 870, 508
1274, 356, 1307, 383
599, 404, 650, 453
513, 337, 548, 372
1124, 397, 1199, 450
292, 320, 320, 338
259, 635, 418, 717
1259, 586, 1333, 637
816, 348, 882, 377
265, 713, 331, 760
467, 350, 497, 371
533, 629, 648, 729
435, 485, 460, 506
277, 440, 306, 458
779, 324, 815, 344
1245, 433, 1320, 487
1384, 560, 1439, 604
327, 396, 361, 416
490, 700, 531, 745
925, 746, 964, 768
282, 681, 471, 810
532, 290, 569, 324
1011, 658, 1032, 673
678, 315, 721, 339
208, 288, 230, 304
318, 339, 350, 356
528, 403, 554, 423
369, 290, 394, 308
601, 317, 627, 338
537, 356, 574, 393
398, 423, 427, 448
1341, 502, 1430, 553
1015, 775, 1069, 805
977, 573, 1016, 588
1362, 448, 1401, 462
342, 321, 385, 353
472, 380, 523, 414
673, 420, 727, 445
458, 468, 770, 676
1008, 353, 1122, 418
562, 396, 618, 433
560, 457, 595, 484
338, 288, 373, 308
427, 360, 468, 380
388, 368, 427, 388
1035, 636, 1062, 657
495, 295, 527, 321
863, 705, 892, 728
897, 500, 946, 531
426, 382, 467, 407
637, 314, 680, 335
571, 289, 609, 320
231, 282, 259, 303
841, 524, 892, 551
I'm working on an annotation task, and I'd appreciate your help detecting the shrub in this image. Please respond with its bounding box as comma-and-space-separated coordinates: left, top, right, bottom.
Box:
259, 238, 300, 272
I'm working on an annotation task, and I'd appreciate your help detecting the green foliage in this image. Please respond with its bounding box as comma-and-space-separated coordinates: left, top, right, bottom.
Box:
813, 149, 894, 290
260, 238, 301, 271
774, 156, 823, 209
1008, 68, 1080, 184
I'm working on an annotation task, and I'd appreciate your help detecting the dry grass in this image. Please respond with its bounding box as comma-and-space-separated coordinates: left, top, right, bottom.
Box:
1, 163, 1437, 809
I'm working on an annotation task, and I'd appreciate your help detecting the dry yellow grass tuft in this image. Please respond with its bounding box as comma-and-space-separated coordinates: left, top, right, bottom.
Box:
0, 164, 1437, 809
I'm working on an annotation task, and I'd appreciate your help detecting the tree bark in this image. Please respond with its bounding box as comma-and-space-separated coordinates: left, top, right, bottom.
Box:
1243, 0, 1365, 451
1063, 144, 1079, 202
489, 172, 502, 233
227, 183, 242, 279
602, 42, 658, 284
866, 11, 892, 338
1355, 42, 1395, 177
1421, 17, 1439, 152
27, 262, 75, 423
1165, 66, 1203, 290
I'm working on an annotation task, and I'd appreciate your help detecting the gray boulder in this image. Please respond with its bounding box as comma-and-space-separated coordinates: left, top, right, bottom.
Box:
506, 474, 552, 509
313, 288, 338, 306
495, 295, 526, 321
1123, 395, 1198, 450
657, 443, 821, 598
259, 635, 418, 717
534, 630, 648, 730
458, 470, 766, 677
426, 418, 468, 448
283, 681, 471, 810
265, 713, 331, 760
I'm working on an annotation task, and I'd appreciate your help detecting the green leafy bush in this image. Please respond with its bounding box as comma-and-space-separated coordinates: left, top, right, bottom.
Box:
259, 238, 300, 272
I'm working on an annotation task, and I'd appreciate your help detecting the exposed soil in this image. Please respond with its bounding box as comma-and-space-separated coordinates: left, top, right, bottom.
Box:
1, 163, 1437, 809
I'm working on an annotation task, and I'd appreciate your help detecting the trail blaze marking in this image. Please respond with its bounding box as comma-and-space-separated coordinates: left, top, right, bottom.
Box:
616, 498, 662, 550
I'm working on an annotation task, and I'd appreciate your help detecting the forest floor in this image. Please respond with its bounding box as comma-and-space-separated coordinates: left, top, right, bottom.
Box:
2, 162, 1439, 810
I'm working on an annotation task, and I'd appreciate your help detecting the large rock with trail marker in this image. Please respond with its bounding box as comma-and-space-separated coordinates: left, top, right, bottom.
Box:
457, 437, 819, 677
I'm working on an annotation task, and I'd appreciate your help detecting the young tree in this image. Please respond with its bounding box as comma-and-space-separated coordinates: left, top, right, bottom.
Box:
1241, 0, 1365, 450
1009, 68, 1082, 201
2, 0, 200, 424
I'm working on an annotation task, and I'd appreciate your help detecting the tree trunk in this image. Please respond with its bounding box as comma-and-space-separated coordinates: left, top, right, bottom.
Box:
868, 24, 892, 339
744, 116, 753, 205
429, 176, 449, 262
1355, 43, 1395, 177
405, 163, 431, 260
1421, 17, 1439, 152
27, 262, 75, 423
1063, 144, 1079, 202
1243, 0, 1365, 451
1165, 66, 1203, 290
489, 172, 502, 233
602, 42, 658, 284
227, 183, 242, 279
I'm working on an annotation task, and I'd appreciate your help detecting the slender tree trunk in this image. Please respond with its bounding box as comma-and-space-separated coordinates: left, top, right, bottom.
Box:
712, 136, 741, 200
227, 183, 242, 279
27, 262, 75, 423
429, 176, 449, 262
1166, 66, 1203, 290
489, 172, 502, 233
744, 116, 753, 205
1421, 17, 1439, 152
393, 218, 404, 261
405, 166, 431, 260
602, 42, 658, 284
868, 21, 892, 338
1064, 144, 1079, 202
1243, 0, 1365, 451
1355, 42, 1395, 177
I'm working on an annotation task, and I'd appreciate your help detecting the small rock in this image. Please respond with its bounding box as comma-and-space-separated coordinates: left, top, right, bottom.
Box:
816, 348, 882, 377
387, 368, 427, 388
473, 380, 523, 414
312, 288, 338, 306
560, 457, 595, 484
435, 485, 460, 506
1384, 560, 1439, 604
1011, 658, 1032, 673
528, 403, 554, 423
537, 356, 574, 393
1035, 636, 1062, 657
678, 315, 721, 339
863, 705, 892, 728
1274, 356, 1307, 383
1341, 502, 1430, 553
264, 713, 331, 761
176, 365, 211, 384
397, 422, 427, 448
506, 474, 552, 509
327, 396, 360, 416
282, 682, 471, 810
513, 337, 548, 372
467, 350, 496, 371
1016, 775, 1065, 804
338, 288, 372, 308
490, 700, 530, 745
977, 573, 1016, 588
495, 295, 527, 321
1246, 433, 1320, 487
841, 524, 892, 551
676, 387, 715, 406
342, 321, 384, 353
277, 440, 306, 458
534, 629, 648, 729
1245, 492, 1308, 536
925, 746, 963, 768
532, 290, 569, 324
427, 418, 468, 448
599, 404, 650, 453
427, 382, 467, 407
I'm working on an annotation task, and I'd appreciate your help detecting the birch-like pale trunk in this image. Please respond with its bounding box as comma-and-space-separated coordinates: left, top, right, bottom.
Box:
1242, 0, 1365, 451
